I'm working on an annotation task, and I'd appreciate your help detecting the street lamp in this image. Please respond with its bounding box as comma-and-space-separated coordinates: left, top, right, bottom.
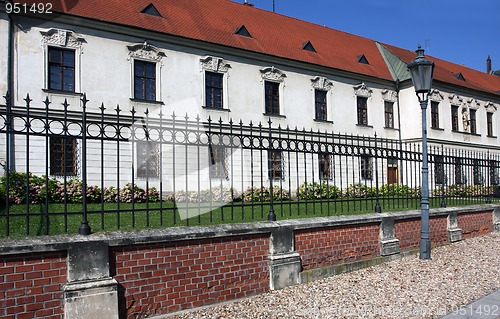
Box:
407, 45, 435, 260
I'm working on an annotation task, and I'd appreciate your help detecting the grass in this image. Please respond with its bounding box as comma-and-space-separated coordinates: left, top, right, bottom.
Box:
0, 196, 496, 238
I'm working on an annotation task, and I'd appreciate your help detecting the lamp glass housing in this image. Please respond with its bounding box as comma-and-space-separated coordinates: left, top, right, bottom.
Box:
408, 47, 435, 94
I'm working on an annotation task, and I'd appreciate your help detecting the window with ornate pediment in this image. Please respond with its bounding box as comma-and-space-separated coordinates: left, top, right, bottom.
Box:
311, 76, 333, 122
127, 41, 166, 103
261, 67, 286, 116
354, 83, 372, 126
40, 28, 86, 93
200, 56, 231, 110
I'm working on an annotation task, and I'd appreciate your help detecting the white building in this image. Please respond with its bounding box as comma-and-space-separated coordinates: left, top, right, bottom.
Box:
1, 0, 500, 195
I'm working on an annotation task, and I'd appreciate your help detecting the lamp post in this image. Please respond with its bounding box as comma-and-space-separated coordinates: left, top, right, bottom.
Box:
407, 45, 435, 260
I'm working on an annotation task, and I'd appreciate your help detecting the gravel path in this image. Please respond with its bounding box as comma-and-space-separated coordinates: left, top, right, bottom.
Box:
168, 233, 500, 319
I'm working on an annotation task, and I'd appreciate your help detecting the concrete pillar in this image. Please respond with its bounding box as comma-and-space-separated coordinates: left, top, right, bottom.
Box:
64, 241, 119, 319
268, 227, 301, 290
379, 217, 400, 256
493, 206, 500, 233
447, 212, 462, 242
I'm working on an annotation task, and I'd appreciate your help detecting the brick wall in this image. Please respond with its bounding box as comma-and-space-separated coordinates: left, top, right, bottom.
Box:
111, 235, 269, 318
459, 211, 493, 239
394, 218, 421, 250
430, 216, 449, 245
295, 224, 380, 270
0, 251, 67, 319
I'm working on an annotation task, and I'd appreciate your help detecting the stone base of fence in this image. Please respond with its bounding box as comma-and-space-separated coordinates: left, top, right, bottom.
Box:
1, 205, 499, 319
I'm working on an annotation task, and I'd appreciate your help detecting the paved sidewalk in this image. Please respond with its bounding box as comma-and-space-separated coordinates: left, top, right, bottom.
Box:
440, 289, 500, 319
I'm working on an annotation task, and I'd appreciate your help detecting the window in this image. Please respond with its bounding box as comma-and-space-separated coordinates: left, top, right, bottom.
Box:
454, 158, 465, 185
50, 136, 77, 176
264, 81, 280, 115
269, 150, 284, 180
384, 101, 394, 128
357, 96, 368, 125
48, 47, 75, 92
209, 145, 227, 179
315, 90, 327, 121
487, 112, 494, 136
137, 141, 159, 178
205, 71, 224, 109
431, 101, 439, 129
470, 109, 477, 134
134, 60, 156, 101
489, 160, 499, 185
473, 159, 483, 185
318, 153, 332, 180
451, 105, 459, 131
434, 155, 446, 185
360, 155, 372, 180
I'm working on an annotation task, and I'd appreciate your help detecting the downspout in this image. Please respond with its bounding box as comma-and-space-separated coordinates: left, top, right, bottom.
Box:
6, 9, 16, 172
395, 79, 403, 184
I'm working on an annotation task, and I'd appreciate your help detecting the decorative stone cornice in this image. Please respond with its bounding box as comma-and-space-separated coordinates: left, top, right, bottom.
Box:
40, 28, 86, 49
311, 76, 333, 91
429, 89, 444, 102
448, 94, 463, 106
381, 89, 397, 102
200, 56, 231, 73
260, 66, 286, 82
466, 98, 481, 110
485, 101, 498, 112
353, 83, 373, 98
127, 41, 166, 62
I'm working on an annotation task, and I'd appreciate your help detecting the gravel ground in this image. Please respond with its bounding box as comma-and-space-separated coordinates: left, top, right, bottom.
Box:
167, 233, 500, 319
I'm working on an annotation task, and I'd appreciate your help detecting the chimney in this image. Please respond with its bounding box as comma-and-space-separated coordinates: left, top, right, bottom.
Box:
487, 55, 492, 74
243, 0, 254, 6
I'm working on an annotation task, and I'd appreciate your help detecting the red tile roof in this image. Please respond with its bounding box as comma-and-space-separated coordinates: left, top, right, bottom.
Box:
28, 0, 500, 95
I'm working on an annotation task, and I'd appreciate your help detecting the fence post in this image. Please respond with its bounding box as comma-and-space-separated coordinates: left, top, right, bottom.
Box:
79, 94, 91, 235
267, 118, 276, 221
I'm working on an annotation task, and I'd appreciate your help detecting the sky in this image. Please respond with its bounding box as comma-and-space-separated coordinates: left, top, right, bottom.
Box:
240, 0, 500, 73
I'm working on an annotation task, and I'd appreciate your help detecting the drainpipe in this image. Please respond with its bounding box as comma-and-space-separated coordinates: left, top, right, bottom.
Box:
6, 9, 16, 172
395, 79, 403, 184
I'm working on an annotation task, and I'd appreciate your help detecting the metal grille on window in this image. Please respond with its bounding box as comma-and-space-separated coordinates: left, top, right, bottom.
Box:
451, 106, 459, 131
384, 101, 394, 128
319, 152, 332, 180
431, 101, 439, 129
209, 145, 228, 179
434, 155, 446, 185
50, 136, 78, 177
269, 150, 284, 180
473, 159, 483, 185
137, 141, 159, 178
490, 160, 499, 185
454, 157, 466, 184
360, 155, 372, 180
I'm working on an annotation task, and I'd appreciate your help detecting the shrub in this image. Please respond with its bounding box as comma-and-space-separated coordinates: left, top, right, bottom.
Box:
343, 183, 375, 198
242, 186, 290, 202
297, 182, 340, 200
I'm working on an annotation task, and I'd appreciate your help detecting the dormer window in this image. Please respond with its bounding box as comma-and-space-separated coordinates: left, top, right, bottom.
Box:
454, 72, 465, 81
141, 3, 162, 17
235, 25, 252, 37
302, 41, 316, 53
357, 54, 369, 65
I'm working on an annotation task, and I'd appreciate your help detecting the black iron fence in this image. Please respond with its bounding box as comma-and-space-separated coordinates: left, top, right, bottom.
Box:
1, 94, 499, 237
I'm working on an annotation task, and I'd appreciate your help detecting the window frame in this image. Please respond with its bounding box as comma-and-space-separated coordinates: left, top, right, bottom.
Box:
47, 47, 76, 92
50, 136, 78, 177
136, 141, 160, 179
318, 152, 332, 180
268, 150, 284, 180
430, 101, 440, 129
384, 101, 394, 128
469, 109, 477, 134
133, 60, 157, 102
264, 81, 281, 116
487, 112, 494, 137
209, 145, 228, 179
451, 105, 459, 132
314, 89, 328, 121
357, 96, 368, 126
204, 71, 224, 109
360, 155, 373, 180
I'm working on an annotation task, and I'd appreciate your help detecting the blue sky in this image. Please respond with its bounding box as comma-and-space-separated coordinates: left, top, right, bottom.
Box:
242, 0, 500, 73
